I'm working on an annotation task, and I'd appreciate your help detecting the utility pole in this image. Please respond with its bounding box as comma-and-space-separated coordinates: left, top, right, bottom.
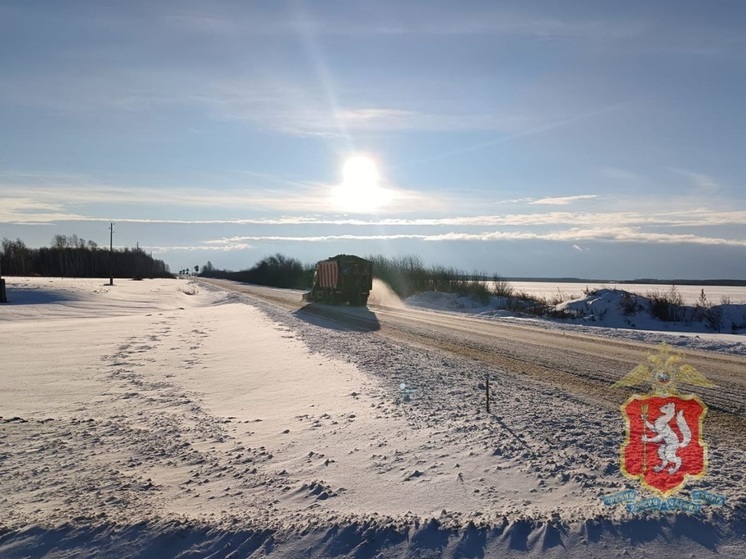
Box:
135, 241, 140, 280
109, 222, 115, 286
0, 260, 6, 303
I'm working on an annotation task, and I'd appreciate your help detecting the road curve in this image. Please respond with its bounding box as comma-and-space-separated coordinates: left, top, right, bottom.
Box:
200, 279, 746, 434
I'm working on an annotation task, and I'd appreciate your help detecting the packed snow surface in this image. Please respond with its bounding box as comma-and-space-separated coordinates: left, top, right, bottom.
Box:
1, 277, 744, 558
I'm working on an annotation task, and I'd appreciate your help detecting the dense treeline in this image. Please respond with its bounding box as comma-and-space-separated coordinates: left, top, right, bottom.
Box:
367, 254, 512, 301
1, 236, 171, 278
200, 252, 512, 302
199, 253, 313, 289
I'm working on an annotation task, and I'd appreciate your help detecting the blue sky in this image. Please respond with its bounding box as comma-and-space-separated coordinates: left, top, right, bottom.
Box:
1, 0, 745, 279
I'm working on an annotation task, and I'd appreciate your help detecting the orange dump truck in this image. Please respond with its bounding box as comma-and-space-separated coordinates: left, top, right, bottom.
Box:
304, 254, 373, 306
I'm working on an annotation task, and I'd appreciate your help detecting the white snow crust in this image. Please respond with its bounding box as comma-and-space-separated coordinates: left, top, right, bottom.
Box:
1, 277, 744, 558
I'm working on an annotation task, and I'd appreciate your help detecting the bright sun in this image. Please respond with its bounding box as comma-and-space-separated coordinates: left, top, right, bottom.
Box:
331, 155, 391, 212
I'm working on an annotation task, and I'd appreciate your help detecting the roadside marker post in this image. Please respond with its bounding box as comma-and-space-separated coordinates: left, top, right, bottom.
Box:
486, 374, 490, 414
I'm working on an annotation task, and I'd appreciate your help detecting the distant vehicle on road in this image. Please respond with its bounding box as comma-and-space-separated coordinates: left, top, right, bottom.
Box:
303, 254, 372, 306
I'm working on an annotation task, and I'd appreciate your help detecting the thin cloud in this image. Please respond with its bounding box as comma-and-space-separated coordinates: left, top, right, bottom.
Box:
0, 179, 447, 222
3, 190, 746, 232
670, 168, 724, 194
204, 234, 425, 245
0, 68, 625, 138
600, 167, 645, 182
207, 228, 746, 247
163, 6, 646, 42
201, 83, 561, 136
145, 243, 252, 253
0, 198, 89, 224
422, 228, 746, 246
530, 195, 600, 206
402, 103, 629, 167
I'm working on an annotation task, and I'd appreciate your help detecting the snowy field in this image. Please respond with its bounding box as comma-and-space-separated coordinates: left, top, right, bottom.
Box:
1, 277, 745, 558
493, 281, 746, 305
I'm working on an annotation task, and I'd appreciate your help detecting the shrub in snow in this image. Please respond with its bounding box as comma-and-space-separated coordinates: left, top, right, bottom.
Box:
647, 285, 684, 322
705, 306, 724, 332
491, 275, 514, 297
618, 291, 638, 316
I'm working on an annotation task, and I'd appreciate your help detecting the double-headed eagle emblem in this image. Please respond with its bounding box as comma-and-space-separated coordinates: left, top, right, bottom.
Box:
614, 343, 715, 395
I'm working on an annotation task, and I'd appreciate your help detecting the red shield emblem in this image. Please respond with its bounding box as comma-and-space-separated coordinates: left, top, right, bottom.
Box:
621, 394, 708, 496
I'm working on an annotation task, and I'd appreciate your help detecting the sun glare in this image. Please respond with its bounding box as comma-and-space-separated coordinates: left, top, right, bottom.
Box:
343, 156, 380, 187
331, 155, 391, 213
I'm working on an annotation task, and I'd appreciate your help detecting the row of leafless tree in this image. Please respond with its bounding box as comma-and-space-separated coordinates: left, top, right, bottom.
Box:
1, 236, 171, 278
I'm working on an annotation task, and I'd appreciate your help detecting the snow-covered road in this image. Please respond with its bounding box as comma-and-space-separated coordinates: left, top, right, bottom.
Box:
201, 278, 746, 421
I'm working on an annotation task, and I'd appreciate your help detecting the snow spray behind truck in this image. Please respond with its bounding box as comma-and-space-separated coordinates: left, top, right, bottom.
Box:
303, 255, 373, 306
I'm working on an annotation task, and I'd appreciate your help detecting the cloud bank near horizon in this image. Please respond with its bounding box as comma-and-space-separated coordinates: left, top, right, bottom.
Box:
2, 172, 744, 255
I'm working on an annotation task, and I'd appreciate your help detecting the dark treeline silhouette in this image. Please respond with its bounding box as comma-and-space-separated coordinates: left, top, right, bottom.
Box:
200, 253, 313, 289
199, 252, 511, 302
1, 235, 171, 278
368, 254, 512, 301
